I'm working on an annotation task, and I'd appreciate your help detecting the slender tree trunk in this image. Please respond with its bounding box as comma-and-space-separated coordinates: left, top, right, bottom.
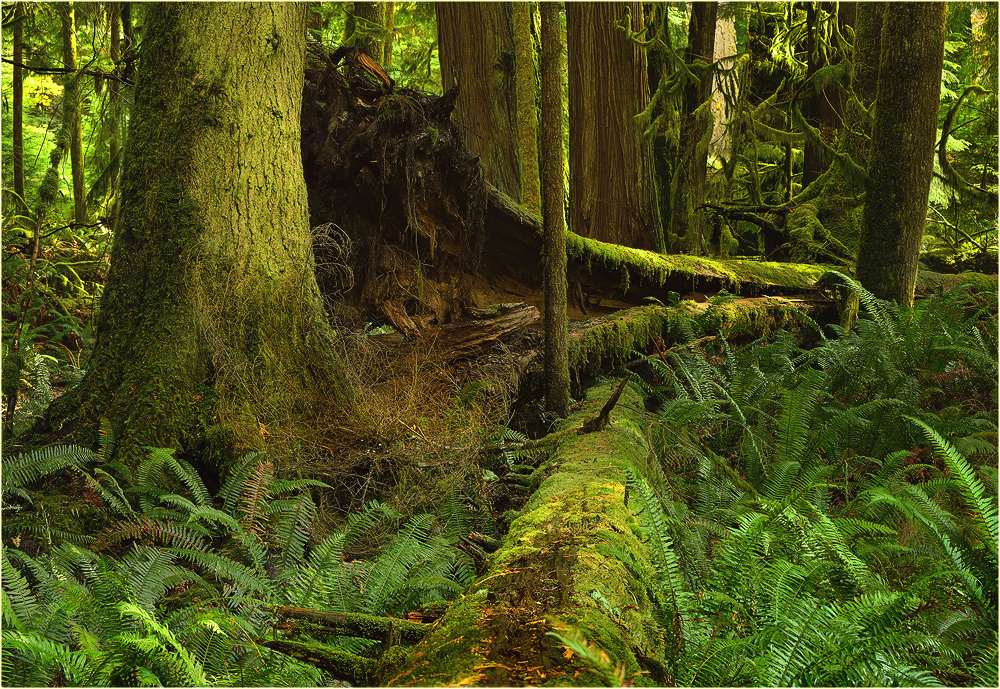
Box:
568, 2, 660, 250
802, 2, 849, 188
513, 2, 540, 214
12, 2, 24, 205
59, 2, 86, 225
121, 3, 134, 82
382, 2, 395, 67
37, 2, 351, 465
856, 2, 946, 305
437, 2, 521, 201
108, 2, 121, 165
541, 2, 569, 419
672, 1, 718, 254
351, 2, 391, 65
709, 2, 737, 162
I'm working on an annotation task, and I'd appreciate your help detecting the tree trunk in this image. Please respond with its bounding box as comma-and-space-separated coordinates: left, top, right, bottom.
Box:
709, 2, 737, 162
12, 2, 24, 205
37, 2, 351, 466
513, 2, 541, 215
59, 2, 86, 225
671, 1, 718, 254
350, 2, 391, 66
382, 2, 395, 67
436, 2, 521, 202
856, 2, 947, 305
541, 2, 569, 420
568, 2, 660, 251
108, 2, 121, 165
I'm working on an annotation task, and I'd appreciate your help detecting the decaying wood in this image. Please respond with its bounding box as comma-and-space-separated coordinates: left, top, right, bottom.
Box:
266, 605, 429, 644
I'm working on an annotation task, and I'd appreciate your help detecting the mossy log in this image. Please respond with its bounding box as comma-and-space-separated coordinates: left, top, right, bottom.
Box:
301, 61, 995, 336
384, 381, 668, 687
266, 605, 429, 644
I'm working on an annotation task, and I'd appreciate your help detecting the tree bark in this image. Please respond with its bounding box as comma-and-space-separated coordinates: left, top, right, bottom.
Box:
541, 2, 569, 419
37, 2, 351, 465
59, 2, 86, 225
12, 2, 24, 205
108, 2, 121, 165
350, 2, 392, 66
568, 2, 660, 251
436, 2, 521, 202
513, 2, 541, 215
671, 1, 718, 254
856, 2, 947, 305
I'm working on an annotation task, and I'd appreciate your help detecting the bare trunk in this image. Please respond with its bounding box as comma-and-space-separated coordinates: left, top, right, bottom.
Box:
568, 2, 660, 250
541, 1, 569, 419
856, 2, 946, 305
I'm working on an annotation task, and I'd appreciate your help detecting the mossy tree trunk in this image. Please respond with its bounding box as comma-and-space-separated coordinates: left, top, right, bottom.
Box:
108, 2, 121, 165
38, 2, 351, 466
856, 2, 947, 305
436, 2, 521, 202
513, 2, 541, 215
670, 1, 717, 254
541, 2, 569, 420
346, 2, 393, 67
59, 2, 86, 225
801, 2, 847, 188
12, 1, 24, 205
568, 2, 661, 251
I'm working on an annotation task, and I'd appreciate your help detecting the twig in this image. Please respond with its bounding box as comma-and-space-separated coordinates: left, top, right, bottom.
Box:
1, 58, 135, 87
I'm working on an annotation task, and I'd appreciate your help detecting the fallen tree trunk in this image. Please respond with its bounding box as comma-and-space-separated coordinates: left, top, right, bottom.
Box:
384, 380, 669, 686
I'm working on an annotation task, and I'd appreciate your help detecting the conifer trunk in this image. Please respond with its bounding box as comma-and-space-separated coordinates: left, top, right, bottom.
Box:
59, 3, 86, 225
568, 2, 660, 250
351, 2, 392, 66
12, 2, 24, 204
513, 2, 541, 215
38, 2, 351, 465
856, 2, 947, 305
108, 2, 121, 165
671, 1, 717, 254
436, 2, 521, 201
541, 2, 569, 419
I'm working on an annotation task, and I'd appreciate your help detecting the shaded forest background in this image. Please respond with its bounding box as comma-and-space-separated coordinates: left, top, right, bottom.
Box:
1, 2, 998, 687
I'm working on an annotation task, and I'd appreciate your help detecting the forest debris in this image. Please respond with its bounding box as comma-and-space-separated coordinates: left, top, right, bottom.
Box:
429, 302, 539, 358
381, 300, 419, 339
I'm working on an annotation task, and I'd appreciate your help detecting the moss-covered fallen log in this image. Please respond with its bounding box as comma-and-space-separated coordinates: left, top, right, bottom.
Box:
266, 605, 429, 644
384, 381, 668, 687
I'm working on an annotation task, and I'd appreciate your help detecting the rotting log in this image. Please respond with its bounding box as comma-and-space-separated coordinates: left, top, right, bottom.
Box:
301, 62, 996, 331
266, 605, 429, 644
384, 381, 668, 686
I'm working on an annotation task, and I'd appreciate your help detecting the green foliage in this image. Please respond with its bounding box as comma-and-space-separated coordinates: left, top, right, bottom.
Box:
621, 275, 997, 685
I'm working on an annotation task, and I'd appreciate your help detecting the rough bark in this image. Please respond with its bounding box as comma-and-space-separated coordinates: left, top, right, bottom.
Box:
568, 2, 660, 250
541, 1, 569, 419
350, 2, 392, 66
12, 1, 24, 204
671, 1, 718, 254
856, 2, 947, 305
108, 2, 121, 164
709, 2, 737, 161
36, 3, 351, 465
513, 2, 541, 214
436, 2, 521, 201
59, 2, 86, 225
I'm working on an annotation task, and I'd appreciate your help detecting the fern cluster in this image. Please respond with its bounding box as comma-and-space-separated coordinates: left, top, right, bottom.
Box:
2, 441, 476, 686
622, 277, 997, 686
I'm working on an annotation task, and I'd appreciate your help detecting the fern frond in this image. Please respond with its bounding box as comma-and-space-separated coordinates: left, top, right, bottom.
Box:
2, 445, 99, 497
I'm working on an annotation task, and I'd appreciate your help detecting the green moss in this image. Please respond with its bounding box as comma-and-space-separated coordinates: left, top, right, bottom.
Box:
386, 383, 666, 686
915, 270, 999, 296
565, 230, 827, 293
